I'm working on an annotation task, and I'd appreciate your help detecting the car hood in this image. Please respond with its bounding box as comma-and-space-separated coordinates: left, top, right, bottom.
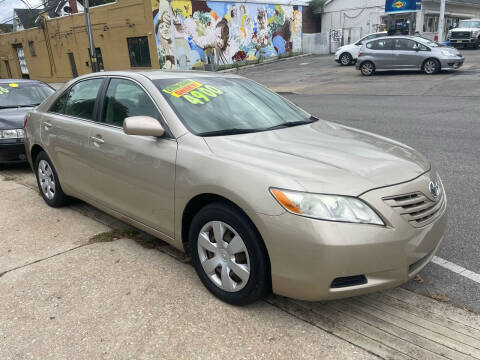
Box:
451, 27, 477, 32
204, 120, 430, 196
0, 107, 31, 129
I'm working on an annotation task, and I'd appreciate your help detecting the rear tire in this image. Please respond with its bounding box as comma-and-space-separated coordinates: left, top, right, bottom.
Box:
189, 202, 270, 305
360, 61, 375, 76
339, 52, 353, 66
34, 151, 70, 207
423, 59, 440, 74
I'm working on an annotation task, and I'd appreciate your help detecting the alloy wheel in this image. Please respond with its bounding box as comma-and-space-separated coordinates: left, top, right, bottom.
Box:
38, 159, 56, 200
340, 53, 352, 65
361, 62, 374, 76
424, 60, 438, 74
197, 220, 251, 292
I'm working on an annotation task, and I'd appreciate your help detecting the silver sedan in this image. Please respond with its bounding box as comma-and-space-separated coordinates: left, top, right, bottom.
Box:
356, 36, 464, 76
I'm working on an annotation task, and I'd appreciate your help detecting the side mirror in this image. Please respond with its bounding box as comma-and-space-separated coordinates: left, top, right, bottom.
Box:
123, 116, 165, 137
413, 46, 420, 52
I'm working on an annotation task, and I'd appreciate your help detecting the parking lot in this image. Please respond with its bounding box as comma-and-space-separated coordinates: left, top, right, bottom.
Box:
1, 51, 480, 359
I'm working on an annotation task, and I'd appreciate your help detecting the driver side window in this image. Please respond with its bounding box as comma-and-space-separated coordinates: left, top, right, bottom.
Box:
102, 78, 160, 127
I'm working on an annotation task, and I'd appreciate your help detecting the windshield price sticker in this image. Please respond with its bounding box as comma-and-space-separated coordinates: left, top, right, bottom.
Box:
163, 80, 223, 105
8, 83, 19, 88
0, 86, 9, 95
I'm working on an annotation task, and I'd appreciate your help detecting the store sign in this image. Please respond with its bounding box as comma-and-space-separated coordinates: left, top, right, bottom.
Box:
385, 0, 421, 13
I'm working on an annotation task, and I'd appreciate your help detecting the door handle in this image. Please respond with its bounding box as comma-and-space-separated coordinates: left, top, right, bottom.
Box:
90, 136, 105, 145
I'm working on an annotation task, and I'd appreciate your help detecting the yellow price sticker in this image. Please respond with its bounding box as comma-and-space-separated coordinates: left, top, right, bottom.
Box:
8, 83, 19, 88
163, 80, 223, 105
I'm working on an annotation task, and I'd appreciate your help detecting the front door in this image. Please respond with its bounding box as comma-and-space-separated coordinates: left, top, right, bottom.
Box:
87, 77, 177, 237
41, 77, 104, 196
392, 38, 423, 69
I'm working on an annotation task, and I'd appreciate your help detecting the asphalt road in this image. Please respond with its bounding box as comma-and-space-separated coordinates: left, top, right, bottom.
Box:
238, 50, 480, 313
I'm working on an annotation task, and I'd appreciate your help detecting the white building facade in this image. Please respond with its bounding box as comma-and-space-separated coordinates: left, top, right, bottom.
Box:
307, 0, 480, 53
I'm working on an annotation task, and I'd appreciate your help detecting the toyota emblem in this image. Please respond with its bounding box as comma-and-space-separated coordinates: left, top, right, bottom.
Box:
429, 180, 441, 199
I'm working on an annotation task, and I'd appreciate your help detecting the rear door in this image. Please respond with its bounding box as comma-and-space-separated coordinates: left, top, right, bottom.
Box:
392, 38, 423, 69
86, 77, 177, 238
41, 77, 105, 196
367, 38, 393, 69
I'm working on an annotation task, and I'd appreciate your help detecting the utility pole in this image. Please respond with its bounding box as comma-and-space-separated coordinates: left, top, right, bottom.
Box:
438, 0, 446, 42
84, 0, 97, 72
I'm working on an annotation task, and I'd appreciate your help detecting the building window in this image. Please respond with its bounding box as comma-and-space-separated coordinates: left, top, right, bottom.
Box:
424, 15, 439, 33
127, 36, 151, 67
28, 41, 36, 57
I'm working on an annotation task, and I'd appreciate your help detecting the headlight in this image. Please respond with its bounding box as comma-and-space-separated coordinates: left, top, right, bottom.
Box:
0, 129, 25, 139
440, 50, 456, 57
270, 188, 384, 225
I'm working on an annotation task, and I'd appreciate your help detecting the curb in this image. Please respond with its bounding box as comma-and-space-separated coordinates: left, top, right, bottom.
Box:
219, 53, 313, 73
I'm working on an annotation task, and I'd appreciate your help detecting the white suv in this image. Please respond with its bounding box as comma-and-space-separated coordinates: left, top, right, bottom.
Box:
335, 32, 387, 65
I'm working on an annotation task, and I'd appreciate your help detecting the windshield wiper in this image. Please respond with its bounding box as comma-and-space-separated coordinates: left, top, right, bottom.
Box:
0, 104, 40, 109
17, 104, 40, 107
264, 116, 319, 131
197, 128, 262, 137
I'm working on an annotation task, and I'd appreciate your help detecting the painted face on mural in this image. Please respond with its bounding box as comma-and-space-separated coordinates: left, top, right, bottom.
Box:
257, 10, 267, 31
216, 19, 229, 50
156, 11, 172, 42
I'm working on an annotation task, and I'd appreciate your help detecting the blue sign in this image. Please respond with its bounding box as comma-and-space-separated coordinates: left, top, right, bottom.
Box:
385, 0, 421, 13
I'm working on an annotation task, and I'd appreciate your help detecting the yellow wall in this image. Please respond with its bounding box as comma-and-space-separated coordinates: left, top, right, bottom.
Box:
0, 0, 159, 82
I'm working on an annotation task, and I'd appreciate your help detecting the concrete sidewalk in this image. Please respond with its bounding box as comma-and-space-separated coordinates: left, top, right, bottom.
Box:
1, 171, 480, 359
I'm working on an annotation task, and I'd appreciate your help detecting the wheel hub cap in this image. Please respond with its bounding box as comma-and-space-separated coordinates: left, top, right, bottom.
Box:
197, 220, 251, 292
37, 160, 56, 200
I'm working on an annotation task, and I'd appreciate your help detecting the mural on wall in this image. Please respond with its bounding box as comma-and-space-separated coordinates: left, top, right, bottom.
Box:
152, 0, 302, 69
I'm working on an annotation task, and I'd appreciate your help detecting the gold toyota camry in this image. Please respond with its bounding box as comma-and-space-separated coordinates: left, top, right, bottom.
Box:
24, 71, 446, 305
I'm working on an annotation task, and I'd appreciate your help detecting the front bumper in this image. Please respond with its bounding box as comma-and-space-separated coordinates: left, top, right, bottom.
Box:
0, 140, 27, 163
255, 172, 447, 301
449, 38, 478, 45
439, 57, 464, 71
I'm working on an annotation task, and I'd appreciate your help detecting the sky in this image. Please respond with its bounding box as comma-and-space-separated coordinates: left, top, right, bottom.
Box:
0, 0, 44, 24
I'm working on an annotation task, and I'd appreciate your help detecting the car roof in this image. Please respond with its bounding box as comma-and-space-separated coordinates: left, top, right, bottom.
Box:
0, 79, 49, 84
78, 70, 243, 81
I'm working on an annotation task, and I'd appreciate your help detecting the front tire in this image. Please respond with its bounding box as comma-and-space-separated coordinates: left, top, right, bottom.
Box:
189, 202, 270, 305
360, 61, 375, 76
424, 59, 440, 74
34, 151, 70, 207
339, 52, 353, 66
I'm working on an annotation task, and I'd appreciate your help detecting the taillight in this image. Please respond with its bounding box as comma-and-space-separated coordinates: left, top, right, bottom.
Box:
24, 113, 30, 129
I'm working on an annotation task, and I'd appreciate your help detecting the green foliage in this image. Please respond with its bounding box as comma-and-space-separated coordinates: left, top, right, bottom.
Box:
309, 0, 327, 13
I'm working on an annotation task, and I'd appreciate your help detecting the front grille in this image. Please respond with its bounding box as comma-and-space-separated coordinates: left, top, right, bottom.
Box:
451, 31, 471, 39
383, 191, 444, 228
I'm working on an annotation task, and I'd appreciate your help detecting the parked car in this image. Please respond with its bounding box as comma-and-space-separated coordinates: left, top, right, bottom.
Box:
25, 71, 446, 305
356, 36, 464, 76
447, 19, 480, 49
335, 32, 387, 65
0, 79, 54, 164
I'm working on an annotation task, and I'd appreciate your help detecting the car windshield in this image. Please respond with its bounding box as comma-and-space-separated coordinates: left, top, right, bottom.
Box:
154, 77, 314, 136
0, 82, 54, 108
415, 37, 440, 47
458, 20, 480, 28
